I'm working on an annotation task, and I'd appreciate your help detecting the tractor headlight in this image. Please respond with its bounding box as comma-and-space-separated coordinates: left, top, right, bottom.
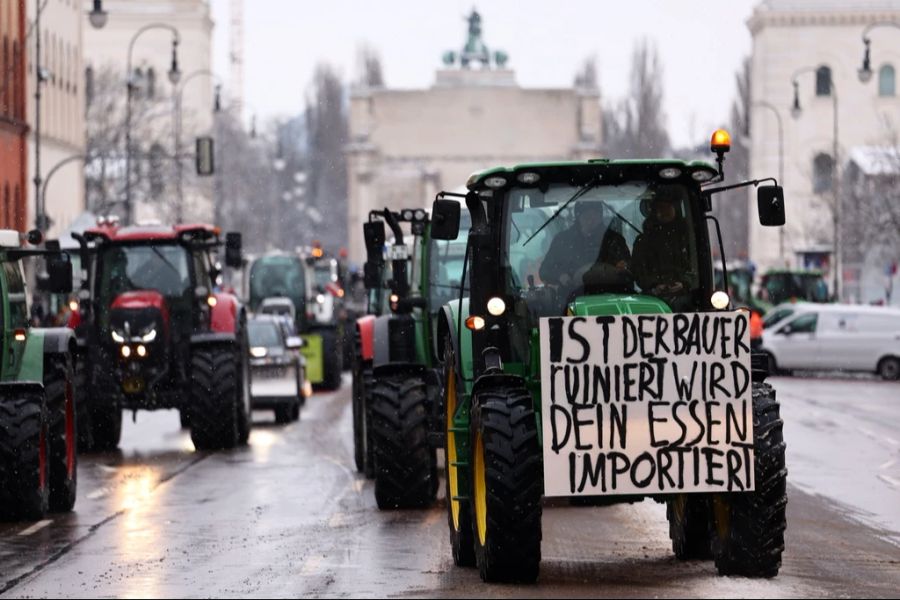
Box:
487, 297, 506, 316
141, 328, 157, 343
316, 294, 326, 304
136, 345, 148, 358
111, 330, 126, 344
711, 291, 731, 310
121, 345, 132, 358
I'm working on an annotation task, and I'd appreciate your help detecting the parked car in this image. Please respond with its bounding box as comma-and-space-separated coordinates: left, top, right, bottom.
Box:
762, 301, 810, 330
248, 315, 307, 423
760, 303, 900, 379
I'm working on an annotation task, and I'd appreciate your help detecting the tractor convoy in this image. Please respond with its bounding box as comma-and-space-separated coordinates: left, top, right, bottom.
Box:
3, 126, 793, 591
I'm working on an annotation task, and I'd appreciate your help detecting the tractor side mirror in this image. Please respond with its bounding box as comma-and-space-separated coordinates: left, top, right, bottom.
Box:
225, 232, 242, 268
363, 261, 382, 289
758, 186, 786, 227
44, 252, 73, 294
363, 221, 386, 262
430, 199, 461, 240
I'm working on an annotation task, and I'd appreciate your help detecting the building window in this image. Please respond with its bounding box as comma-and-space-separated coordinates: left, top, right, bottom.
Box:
879, 65, 896, 97
813, 153, 834, 194
816, 65, 832, 97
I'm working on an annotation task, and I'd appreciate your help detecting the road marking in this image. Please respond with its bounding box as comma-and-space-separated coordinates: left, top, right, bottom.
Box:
878, 474, 900, 490
86, 488, 109, 500
17, 520, 52, 537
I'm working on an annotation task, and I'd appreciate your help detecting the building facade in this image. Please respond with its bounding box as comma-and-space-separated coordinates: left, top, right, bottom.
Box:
345, 11, 603, 261
26, 0, 87, 239
1, 1, 28, 231
747, 0, 900, 301
82, 0, 215, 224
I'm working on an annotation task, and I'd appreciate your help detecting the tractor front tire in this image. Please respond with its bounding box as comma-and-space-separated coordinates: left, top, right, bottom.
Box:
0, 391, 50, 521
470, 384, 542, 583
371, 374, 437, 509
189, 345, 240, 451
710, 382, 787, 578
45, 353, 78, 513
667, 494, 712, 560
85, 361, 123, 453
442, 341, 475, 567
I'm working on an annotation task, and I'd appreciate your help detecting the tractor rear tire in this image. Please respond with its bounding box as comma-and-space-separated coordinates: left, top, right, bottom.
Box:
442, 341, 475, 567
0, 391, 50, 521
74, 356, 94, 452
319, 329, 343, 391
710, 382, 787, 578
371, 374, 437, 509
470, 383, 542, 583
189, 345, 240, 451
45, 353, 78, 513
667, 494, 712, 560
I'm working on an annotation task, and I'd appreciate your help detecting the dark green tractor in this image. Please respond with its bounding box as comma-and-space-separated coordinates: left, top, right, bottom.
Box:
760, 269, 830, 305
355, 207, 468, 508
0, 230, 78, 521
432, 131, 789, 582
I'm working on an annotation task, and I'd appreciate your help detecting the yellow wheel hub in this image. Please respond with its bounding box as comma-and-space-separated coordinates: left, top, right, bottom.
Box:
446, 367, 461, 531
474, 431, 487, 546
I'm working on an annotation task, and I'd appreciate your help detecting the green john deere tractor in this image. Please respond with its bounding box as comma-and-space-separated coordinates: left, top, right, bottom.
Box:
432, 130, 789, 582
354, 207, 469, 508
760, 269, 830, 305
0, 229, 78, 521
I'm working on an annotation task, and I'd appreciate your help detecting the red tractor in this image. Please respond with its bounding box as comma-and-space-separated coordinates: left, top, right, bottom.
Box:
71, 222, 250, 451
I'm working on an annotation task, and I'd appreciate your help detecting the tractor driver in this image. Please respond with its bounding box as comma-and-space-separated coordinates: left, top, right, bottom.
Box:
539, 200, 633, 299
631, 186, 693, 306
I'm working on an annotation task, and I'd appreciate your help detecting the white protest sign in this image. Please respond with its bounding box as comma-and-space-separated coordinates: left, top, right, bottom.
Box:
539, 312, 755, 497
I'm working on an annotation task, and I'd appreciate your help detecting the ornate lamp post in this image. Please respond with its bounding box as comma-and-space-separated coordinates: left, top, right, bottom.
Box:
859, 22, 900, 83
174, 70, 222, 223
753, 100, 786, 260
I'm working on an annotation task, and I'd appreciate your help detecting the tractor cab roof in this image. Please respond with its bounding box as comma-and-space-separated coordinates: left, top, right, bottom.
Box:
84, 223, 221, 245
466, 159, 720, 192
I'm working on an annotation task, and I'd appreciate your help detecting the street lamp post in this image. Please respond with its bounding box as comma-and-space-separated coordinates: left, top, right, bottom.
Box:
791, 65, 841, 300
752, 100, 785, 260
124, 24, 181, 226
858, 22, 900, 83
174, 70, 222, 223
33, 0, 107, 233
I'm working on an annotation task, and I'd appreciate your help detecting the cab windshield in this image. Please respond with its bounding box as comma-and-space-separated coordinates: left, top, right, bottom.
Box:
249, 257, 306, 313
98, 244, 191, 302
502, 181, 703, 317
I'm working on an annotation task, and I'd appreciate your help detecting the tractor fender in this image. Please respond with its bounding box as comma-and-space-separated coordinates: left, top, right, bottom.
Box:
39, 327, 76, 355
436, 298, 473, 380
372, 314, 417, 368
471, 373, 528, 401
210, 292, 240, 334
356, 315, 376, 362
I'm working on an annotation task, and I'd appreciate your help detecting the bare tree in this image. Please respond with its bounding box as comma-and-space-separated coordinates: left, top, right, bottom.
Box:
304, 63, 349, 251
603, 39, 670, 158
357, 44, 385, 88
85, 65, 182, 219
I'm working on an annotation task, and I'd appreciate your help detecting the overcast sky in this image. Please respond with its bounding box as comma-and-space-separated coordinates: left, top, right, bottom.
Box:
210, 0, 760, 148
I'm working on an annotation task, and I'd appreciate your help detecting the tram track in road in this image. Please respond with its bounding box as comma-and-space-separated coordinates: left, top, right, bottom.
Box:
0, 452, 211, 596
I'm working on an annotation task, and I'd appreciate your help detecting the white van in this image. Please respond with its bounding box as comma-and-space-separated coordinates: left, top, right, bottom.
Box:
760, 303, 900, 380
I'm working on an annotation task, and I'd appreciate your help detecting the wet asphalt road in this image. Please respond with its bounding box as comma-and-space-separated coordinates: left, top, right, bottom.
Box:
1, 374, 899, 598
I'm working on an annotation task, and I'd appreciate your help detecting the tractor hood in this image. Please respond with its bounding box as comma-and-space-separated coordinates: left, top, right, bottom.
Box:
567, 294, 672, 317
109, 290, 170, 341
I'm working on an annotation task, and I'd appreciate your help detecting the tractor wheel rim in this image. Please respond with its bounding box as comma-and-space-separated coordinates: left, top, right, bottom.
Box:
474, 430, 487, 546
446, 365, 461, 531
65, 381, 76, 478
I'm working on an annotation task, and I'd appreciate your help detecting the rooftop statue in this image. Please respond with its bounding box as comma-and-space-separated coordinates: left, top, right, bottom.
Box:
442, 8, 508, 70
